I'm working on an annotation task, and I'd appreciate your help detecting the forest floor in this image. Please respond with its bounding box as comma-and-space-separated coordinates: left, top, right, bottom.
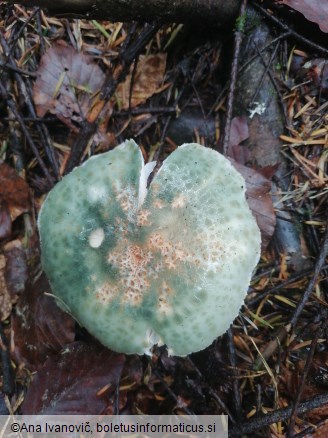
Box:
0, 1, 327, 436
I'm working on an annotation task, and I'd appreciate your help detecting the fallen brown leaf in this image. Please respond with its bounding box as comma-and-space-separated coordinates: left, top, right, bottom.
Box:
13, 273, 75, 371
230, 159, 276, 250
116, 54, 167, 110
228, 116, 250, 165
0, 163, 30, 221
21, 342, 125, 414
33, 41, 111, 131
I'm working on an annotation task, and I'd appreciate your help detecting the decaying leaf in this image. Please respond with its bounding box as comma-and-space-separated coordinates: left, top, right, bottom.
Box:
13, 273, 75, 371
21, 342, 126, 414
116, 54, 167, 109
228, 116, 250, 164
226, 119, 276, 249
33, 41, 109, 130
279, 0, 328, 33
230, 159, 276, 250
0, 163, 30, 221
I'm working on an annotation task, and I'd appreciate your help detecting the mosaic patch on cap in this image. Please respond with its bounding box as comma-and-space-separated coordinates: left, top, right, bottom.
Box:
38, 140, 261, 356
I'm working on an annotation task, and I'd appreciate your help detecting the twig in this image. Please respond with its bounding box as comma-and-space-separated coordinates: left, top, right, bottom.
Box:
128, 54, 139, 113
3, 0, 241, 26
152, 80, 189, 163
0, 61, 36, 77
0, 32, 59, 180
152, 368, 195, 415
207, 31, 291, 117
287, 311, 328, 437
251, 2, 328, 57
152, 115, 172, 163
222, 0, 248, 155
0, 82, 54, 185
64, 22, 160, 174
252, 225, 328, 367
291, 224, 328, 328
114, 377, 120, 416
249, 41, 279, 106
184, 357, 236, 424
227, 329, 242, 423
252, 41, 290, 128
113, 106, 177, 117
230, 392, 328, 436
36, 8, 46, 55
4, 116, 58, 122
247, 264, 328, 307
7, 6, 39, 49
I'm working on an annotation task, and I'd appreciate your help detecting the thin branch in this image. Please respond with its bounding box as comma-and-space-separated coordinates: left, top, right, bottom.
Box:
184, 357, 236, 424
113, 106, 177, 117
0, 61, 36, 77
253, 41, 289, 128
287, 313, 328, 437
64, 22, 160, 174
251, 2, 328, 57
291, 224, 328, 328
230, 392, 328, 436
0, 82, 54, 185
3, 0, 241, 26
222, 0, 248, 155
0, 32, 59, 180
207, 31, 291, 118
227, 329, 242, 425
252, 225, 328, 367
249, 41, 279, 107
247, 264, 328, 307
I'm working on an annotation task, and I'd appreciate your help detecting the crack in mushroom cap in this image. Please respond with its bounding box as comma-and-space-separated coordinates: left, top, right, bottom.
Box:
38, 140, 261, 356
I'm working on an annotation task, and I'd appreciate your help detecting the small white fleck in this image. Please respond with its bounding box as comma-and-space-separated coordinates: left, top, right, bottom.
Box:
248, 102, 266, 119
89, 228, 105, 248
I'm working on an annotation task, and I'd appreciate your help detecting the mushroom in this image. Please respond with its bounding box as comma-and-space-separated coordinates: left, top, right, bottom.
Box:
38, 140, 261, 356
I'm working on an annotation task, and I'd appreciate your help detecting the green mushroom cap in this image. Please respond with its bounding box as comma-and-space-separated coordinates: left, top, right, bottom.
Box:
38, 140, 261, 356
